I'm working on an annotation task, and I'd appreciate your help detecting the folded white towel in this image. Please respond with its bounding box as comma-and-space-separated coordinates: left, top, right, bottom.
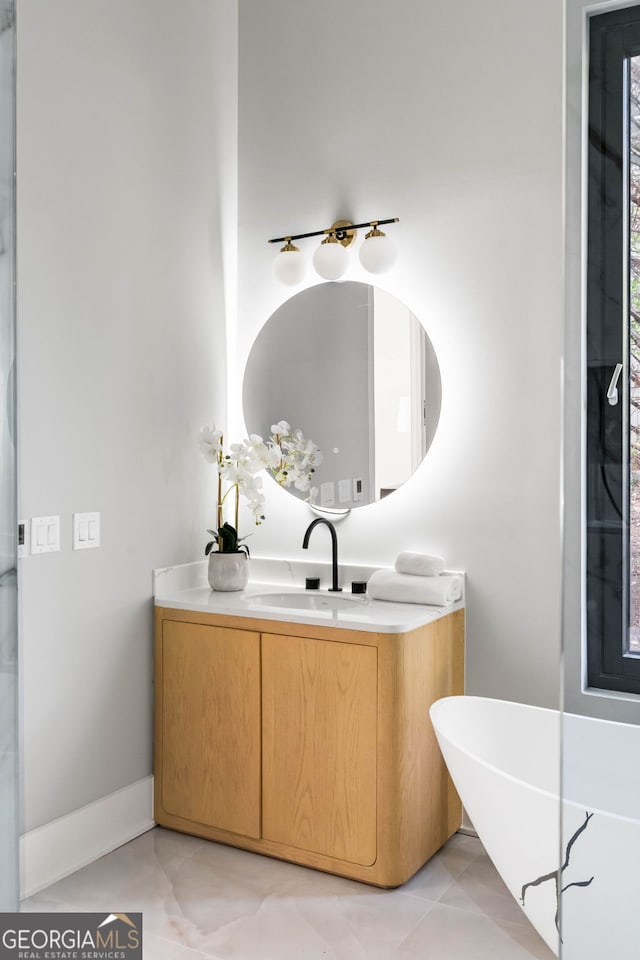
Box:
395, 551, 445, 577
368, 569, 462, 606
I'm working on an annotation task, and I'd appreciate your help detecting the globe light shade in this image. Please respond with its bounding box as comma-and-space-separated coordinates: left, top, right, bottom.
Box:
312, 238, 349, 281
358, 230, 397, 274
273, 243, 307, 286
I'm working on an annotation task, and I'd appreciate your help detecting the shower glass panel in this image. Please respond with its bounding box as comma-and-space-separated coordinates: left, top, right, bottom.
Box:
630, 54, 640, 651
0, 0, 18, 912
563, 3, 640, 957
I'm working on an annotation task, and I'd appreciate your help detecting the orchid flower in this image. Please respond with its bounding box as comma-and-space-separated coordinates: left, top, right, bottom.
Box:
198, 418, 322, 552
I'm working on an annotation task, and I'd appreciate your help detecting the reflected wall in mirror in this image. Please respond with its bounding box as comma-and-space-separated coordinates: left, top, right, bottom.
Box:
243, 282, 442, 509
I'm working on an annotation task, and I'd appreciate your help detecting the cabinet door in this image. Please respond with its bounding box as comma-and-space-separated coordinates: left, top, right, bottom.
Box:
159, 621, 261, 838
262, 633, 377, 866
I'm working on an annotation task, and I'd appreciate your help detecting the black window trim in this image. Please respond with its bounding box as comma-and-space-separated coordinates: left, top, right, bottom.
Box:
587, 4, 640, 693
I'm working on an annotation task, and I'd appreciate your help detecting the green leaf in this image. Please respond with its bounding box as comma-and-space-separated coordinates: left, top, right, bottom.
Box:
205, 522, 253, 554
217, 523, 238, 553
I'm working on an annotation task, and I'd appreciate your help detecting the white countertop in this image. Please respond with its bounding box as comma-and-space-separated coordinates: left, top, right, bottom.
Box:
154, 558, 464, 634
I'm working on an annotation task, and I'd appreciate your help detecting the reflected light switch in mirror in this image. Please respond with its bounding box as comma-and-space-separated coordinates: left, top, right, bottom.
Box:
338, 479, 351, 503
73, 512, 100, 550
320, 482, 335, 507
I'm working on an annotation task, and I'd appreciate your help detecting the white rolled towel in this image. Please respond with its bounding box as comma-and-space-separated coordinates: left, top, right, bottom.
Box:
395, 551, 445, 577
368, 569, 462, 606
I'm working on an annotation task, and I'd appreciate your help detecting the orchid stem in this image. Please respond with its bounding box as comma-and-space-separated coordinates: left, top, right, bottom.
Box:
217, 434, 223, 530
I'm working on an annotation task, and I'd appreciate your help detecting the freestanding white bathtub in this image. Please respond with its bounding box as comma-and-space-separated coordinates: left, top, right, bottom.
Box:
430, 695, 640, 960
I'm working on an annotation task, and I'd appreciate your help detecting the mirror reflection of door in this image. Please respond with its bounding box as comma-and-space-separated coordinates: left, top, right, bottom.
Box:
372, 288, 434, 499
243, 282, 441, 509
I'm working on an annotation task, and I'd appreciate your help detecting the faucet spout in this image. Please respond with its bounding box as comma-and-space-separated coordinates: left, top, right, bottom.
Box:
302, 518, 342, 592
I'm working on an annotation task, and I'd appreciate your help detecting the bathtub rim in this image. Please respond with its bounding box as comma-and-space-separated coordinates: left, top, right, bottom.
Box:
430, 694, 640, 823
430, 695, 560, 804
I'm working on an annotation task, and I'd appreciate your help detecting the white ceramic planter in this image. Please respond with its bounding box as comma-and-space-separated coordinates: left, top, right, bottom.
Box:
207, 552, 249, 592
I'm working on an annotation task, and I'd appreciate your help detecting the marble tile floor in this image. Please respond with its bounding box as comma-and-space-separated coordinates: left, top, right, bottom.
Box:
21, 828, 555, 960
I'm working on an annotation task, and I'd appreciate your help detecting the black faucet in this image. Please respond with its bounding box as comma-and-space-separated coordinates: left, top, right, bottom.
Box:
302, 518, 342, 592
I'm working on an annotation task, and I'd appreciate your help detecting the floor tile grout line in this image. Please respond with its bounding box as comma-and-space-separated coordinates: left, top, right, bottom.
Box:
388, 900, 552, 960
404, 894, 540, 930
393, 882, 457, 906
385, 895, 441, 957
393, 850, 495, 908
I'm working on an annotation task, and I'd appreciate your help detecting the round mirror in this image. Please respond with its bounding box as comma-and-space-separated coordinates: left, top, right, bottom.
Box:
242, 282, 442, 509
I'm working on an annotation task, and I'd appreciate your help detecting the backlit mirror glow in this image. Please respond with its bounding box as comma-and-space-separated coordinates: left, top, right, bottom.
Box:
242, 282, 442, 509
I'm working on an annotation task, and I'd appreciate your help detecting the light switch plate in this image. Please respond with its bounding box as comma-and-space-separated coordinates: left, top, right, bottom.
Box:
31, 515, 60, 554
73, 511, 100, 550
338, 479, 351, 503
320, 482, 335, 507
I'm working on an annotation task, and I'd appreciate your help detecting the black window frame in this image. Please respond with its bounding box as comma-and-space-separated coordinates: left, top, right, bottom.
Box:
587, 4, 640, 693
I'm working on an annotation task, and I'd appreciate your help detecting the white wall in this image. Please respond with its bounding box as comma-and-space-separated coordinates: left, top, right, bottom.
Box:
17, 0, 237, 831
237, 0, 564, 708
15, 0, 566, 840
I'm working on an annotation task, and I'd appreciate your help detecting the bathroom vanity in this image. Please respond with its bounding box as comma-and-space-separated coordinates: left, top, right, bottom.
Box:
153, 560, 464, 887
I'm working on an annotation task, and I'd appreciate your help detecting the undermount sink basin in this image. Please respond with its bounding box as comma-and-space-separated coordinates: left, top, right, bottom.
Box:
246, 591, 367, 611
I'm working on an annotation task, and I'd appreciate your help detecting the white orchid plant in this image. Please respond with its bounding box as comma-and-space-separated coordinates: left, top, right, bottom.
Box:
198, 419, 323, 555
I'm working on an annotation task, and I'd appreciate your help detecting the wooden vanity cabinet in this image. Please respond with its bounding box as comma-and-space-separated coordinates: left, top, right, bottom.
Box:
155, 619, 261, 838
154, 606, 464, 887
262, 632, 378, 866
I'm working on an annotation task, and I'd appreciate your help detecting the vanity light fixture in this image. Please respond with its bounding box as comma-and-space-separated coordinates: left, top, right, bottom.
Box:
359, 223, 398, 274
312, 232, 350, 281
272, 239, 308, 286
268, 217, 399, 285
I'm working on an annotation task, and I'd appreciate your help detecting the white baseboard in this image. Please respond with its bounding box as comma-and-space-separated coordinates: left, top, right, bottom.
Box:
460, 806, 477, 835
457, 825, 479, 838
20, 776, 155, 900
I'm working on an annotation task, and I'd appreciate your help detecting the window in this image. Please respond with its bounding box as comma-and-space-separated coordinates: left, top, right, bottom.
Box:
587, 5, 640, 692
